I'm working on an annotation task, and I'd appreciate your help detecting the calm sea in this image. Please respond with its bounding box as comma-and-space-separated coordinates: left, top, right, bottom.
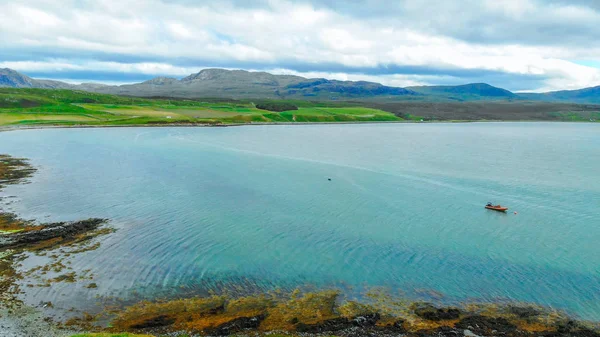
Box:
0, 123, 598, 319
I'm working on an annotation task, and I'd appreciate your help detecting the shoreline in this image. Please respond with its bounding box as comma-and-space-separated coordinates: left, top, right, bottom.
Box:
0, 119, 597, 134
0, 155, 112, 336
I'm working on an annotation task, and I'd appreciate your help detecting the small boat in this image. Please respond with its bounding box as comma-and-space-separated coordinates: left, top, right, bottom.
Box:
485, 203, 508, 212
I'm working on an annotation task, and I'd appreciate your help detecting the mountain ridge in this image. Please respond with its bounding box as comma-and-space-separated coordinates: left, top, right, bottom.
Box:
406, 83, 517, 101
1, 68, 599, 103
519, 85, 600, 104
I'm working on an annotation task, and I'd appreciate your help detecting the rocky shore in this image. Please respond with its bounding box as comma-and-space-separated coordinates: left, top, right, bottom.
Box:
74, 291, 600, 337
0, 154, 112, 336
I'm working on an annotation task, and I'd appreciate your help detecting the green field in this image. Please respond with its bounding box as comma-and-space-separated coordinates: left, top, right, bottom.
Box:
0, 88, 402, 127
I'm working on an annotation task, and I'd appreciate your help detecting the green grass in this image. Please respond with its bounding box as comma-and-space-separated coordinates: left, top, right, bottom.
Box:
0, 88, 401, 127
548, 111, 600, 121
0, 229, 24, 234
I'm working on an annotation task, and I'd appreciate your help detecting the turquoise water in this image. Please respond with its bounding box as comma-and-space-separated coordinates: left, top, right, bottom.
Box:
0, 123, 599, 319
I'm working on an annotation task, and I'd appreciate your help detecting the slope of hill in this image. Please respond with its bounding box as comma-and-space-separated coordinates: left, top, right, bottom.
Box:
0, 68, 73, 89
0, 87, 403, 126
286, 78, 416, 99
407, 83, 517, 101
519, 86, 600, 104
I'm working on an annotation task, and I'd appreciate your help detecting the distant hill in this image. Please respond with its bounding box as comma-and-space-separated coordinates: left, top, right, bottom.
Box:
406, 83, 517, 101
519, 86, 600, 104
1, 67, 600, 103
286, 78, 415, 98
0, 68, 420, 100
0, 68, 72, 89
92, 68, 419, 100
96, 69, 306, 99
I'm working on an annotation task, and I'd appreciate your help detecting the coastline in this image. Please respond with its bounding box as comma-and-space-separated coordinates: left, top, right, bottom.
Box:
0, 119, 596, 134
0, 155, 112, 336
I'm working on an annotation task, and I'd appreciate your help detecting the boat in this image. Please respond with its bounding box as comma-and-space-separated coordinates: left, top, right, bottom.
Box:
485, 203, 508, 212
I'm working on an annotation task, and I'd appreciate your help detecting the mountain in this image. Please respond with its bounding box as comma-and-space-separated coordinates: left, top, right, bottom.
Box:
519, 86, 600, 104
1, 68, 41, 88
96, 69, 307, 98
1, 68, 418, 100
93, 68, 418, 100
286, 78, 415, 97
2, 67, 599, 103
406, 83, 517, 101
0, 68, 73, 89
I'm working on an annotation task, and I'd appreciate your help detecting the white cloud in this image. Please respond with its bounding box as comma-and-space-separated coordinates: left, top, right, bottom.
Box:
0, 0, 599, 91
16, 6, 61, 26
0, 60, 200, 77
167, 23, 193, 39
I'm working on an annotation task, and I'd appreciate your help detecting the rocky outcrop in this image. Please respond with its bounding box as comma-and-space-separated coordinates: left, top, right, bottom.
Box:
0, 218, 106, 249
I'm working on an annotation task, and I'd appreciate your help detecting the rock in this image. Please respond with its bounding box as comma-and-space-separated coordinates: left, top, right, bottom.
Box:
542, 329, 600, 337
455, 315, 516, 336
208, 314, 265, 335
415, 326, 462, 337
0, 218, 106, 249
378, 318, 407, 333
508, 305, 541, 319
463, 329, 481, 337
296, 317, 352, 333
570, 328, 600, 337
207, 304, 225, 315
414, 303, 461, 321
541, 321, 600, 337
295, 313, 381, 333
352, 313, 380, 327
556, 320, 578, 333
129, 315, 175, 329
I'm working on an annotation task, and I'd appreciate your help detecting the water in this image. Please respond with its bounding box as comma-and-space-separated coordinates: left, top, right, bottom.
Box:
0, 123, 599, 319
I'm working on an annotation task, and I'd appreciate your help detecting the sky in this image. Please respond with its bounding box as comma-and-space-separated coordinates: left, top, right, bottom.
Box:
1, 0, 600, 92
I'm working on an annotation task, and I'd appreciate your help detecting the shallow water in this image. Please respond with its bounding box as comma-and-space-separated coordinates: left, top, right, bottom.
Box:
0, 123, 599, 319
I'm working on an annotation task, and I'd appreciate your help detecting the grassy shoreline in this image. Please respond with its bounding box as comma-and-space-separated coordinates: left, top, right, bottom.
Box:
0, 119, 597, 136
2, 88, 599, 128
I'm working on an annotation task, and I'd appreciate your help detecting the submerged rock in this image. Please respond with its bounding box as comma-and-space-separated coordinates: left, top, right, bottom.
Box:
508, 304, 541, 319
129, 315, 175, 329
413, 303, 461, 321
0, 218, 106, 249
208, 314, 265, 335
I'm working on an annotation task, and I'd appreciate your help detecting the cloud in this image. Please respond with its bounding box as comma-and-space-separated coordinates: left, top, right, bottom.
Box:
0, 0, 599, 91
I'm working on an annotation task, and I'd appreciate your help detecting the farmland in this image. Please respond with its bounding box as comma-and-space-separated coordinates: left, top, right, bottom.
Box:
0, 88, 402, 127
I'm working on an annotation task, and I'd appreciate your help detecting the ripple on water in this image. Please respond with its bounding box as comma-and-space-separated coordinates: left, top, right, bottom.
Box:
0, 123, 599, 320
